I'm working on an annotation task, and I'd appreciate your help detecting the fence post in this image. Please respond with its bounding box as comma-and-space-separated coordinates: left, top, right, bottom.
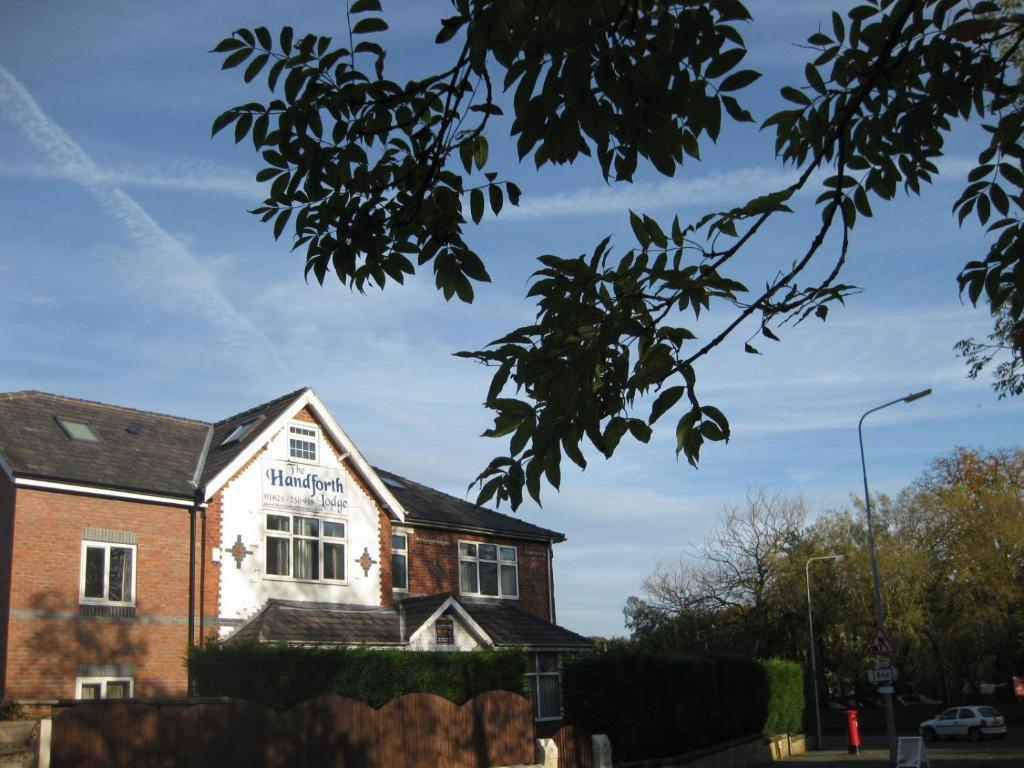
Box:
38, 718, 51, 768
535, 738, 558, 768
592, 734, 612, 768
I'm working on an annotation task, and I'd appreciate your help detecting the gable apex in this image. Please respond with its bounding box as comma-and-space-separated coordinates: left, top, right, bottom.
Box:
201, 387, 406, 522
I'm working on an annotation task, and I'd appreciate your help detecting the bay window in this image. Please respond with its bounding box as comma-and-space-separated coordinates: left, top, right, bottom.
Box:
458, 541, 518, 598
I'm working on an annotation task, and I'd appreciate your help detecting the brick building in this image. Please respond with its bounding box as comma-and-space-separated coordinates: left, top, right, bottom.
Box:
0, 388, 590, 720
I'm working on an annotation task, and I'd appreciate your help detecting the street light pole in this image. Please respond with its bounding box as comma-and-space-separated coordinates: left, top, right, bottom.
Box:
806, 554, 844, 751
858, 388, 932, 767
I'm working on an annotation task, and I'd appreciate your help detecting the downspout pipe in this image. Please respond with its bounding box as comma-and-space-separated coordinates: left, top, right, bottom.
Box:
547, 541, 556, 624
187, 426, 214, 696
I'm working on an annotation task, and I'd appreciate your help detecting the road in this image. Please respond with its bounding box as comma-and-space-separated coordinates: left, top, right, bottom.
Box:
787, 728, 1024, 766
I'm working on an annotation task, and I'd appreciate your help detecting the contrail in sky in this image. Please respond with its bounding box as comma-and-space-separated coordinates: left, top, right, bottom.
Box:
0, 62, 293, 378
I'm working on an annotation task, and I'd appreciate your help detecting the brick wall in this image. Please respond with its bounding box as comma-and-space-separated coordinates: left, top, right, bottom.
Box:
405, 529, 553, 622
4, 488, 193, 699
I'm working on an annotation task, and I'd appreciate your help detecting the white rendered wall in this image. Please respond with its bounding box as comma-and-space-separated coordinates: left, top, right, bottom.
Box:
217, 420, 384, 634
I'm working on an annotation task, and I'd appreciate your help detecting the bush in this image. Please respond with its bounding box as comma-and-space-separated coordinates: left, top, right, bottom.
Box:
561, 652, 804, 762
761, 659, 806, 736
189, 643, 528, 710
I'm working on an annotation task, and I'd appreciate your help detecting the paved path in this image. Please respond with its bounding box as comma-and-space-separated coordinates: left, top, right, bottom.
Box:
787, 732, 1024, 766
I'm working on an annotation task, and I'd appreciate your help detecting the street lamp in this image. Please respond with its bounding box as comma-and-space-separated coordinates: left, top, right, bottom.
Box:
806, 554, 844, 751
858, 388, 932, 766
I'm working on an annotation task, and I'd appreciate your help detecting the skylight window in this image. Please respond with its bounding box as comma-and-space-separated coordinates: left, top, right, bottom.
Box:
56, 418, 100, 443
221, 417, 262, 447
381, 476, 406, 490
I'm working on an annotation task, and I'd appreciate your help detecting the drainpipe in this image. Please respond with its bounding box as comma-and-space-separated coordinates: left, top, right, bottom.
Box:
187, 427, 214, 696
199, 506, 207, 644
547, 542, 556, 624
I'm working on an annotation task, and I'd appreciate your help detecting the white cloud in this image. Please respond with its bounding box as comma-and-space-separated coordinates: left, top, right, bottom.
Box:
0, 63, 291, 378
0, 158, 258, 198
497, 156, 976, 222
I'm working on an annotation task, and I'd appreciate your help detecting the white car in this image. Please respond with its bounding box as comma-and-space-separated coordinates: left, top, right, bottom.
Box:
919, 705, 1007, 741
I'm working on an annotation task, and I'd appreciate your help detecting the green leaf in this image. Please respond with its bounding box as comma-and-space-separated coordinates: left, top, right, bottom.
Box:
489, 184, 503, 216
211, 110, 238, 137
628, 419, 652, 443
350, 0, 383, 12
273, 208, 292, 240
719, 69, 760, 92
352, 17, 388, 35
212, 38, 247, 53
474, 135, 489, 170
470, 188, 485, 224
650, 385, 685, 424
221, 47, 253, 70
629, 211, 650, 248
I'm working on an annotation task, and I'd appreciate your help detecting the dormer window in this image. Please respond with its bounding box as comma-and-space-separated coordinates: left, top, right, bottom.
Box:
288, 424, 318, 463
56, 418, 100, 443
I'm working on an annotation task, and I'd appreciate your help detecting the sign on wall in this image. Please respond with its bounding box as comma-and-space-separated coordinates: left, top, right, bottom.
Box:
262, 459, 348, 515
435, 618, 455, 645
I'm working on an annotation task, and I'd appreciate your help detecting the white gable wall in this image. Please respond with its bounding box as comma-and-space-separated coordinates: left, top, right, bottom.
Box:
407, 613, 482, 651
217, 419, 383, 633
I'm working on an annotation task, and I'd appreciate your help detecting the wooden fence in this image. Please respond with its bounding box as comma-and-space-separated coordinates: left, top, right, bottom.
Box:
550, 724, 593, 768
50, 691, 535, 768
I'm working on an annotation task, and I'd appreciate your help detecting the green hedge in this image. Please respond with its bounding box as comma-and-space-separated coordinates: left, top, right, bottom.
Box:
762, 658, 805, 736
189, 644, 528, 710
561, 653, 804, 762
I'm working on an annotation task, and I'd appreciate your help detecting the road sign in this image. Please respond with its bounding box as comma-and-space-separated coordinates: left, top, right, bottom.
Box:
869, 668, 896, 683
896, 736, 928, 767
869, 627, 894, 656
875, 656, 892, 669
879, 685, 895, 695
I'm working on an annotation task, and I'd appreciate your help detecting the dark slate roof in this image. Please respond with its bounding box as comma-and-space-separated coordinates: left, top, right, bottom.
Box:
229, 600, 403, 645
0, 391, 208, 498
375, 468, 565, 542
399, 594, 450, 634
199, 387, 309, 486
0, 388, 565, 541
227, 596, 593, 651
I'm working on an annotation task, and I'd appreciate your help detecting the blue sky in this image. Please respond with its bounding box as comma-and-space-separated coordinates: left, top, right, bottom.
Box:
1, 1, 1021, 637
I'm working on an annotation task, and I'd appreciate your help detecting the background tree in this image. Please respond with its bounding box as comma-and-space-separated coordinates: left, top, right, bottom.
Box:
627, 490, 806, 657
214, 1, 1024, 507
626, 448, 1024, 702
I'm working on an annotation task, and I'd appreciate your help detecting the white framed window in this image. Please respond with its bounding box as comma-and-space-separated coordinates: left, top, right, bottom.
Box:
265, 513, 346, 582
458, 541, 518, 598
526, 653, 562, 721
288, 423, 318, 463
76, 676, 133, 700
80, 542, 136, 606
391, 531, 409, 591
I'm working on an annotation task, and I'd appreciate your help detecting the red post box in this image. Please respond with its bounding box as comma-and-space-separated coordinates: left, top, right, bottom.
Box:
845, 709, 861, 754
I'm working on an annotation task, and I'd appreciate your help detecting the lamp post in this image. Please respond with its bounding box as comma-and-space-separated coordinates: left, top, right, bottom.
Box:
858, 388, 932, 766
806, 554, 844, 751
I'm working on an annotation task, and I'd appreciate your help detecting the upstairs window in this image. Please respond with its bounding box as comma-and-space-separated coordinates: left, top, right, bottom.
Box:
80, 541, 135, 606
459, 542, 518, 598
265, 513, 345, 582
288, 424, 318, 462
392, 532, 408, 591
